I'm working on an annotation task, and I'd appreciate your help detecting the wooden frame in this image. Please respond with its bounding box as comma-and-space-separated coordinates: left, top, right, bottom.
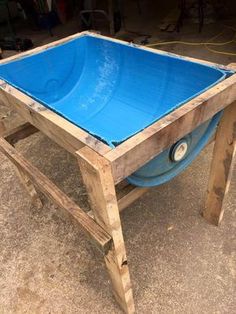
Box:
0, 33, 235, 313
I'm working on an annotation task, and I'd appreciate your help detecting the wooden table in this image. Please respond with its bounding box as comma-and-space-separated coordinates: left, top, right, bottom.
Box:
0, 32, 235, 313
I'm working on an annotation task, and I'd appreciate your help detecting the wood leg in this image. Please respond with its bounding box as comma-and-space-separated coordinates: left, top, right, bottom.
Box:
77, 147, 135, 314
203, 102, 236, 225
15, 165, 43, 208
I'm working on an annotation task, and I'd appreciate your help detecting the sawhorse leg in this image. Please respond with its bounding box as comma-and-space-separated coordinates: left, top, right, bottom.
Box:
203, 102, 236, 225
77, 147, 135, 314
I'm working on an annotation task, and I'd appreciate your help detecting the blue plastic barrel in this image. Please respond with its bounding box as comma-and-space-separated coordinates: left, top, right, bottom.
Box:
0, 34, 233, 186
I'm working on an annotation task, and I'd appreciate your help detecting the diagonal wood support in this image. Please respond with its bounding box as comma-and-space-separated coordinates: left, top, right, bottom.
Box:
77, 146, 135, 314
203, 101, 236, 225
0, 138, 112, 253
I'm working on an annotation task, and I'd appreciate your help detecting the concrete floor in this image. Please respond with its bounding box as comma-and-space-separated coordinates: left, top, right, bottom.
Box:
0, 7, 236, 314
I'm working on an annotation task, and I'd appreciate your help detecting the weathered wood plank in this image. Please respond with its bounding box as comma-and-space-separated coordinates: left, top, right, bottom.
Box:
203, 102, 236, 225
0, 84, 111, 156
77, 147, 135, 314
0, 138, 112, 253
106, 74, 236, 183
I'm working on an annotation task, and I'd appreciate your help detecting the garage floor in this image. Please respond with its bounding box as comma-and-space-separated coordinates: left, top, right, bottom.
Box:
0, 6, 236, 314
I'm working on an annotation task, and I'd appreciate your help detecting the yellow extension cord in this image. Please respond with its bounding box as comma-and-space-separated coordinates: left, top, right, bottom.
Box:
146, 25, 236, 56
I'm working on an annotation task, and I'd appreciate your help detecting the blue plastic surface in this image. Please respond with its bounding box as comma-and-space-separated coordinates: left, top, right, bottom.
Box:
0, 34, 227, 147
128, 112, 222, 187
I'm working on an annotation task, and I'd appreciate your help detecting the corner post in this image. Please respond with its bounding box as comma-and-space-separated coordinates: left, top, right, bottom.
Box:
77, 146, 135, 314
203, 102, 236, 225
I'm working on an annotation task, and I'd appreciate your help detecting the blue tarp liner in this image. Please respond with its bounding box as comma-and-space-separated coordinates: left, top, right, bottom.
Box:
0, 34, 227, 148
